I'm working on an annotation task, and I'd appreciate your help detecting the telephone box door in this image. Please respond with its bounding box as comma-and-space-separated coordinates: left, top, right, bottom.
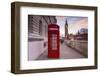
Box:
48, 24, 60, 58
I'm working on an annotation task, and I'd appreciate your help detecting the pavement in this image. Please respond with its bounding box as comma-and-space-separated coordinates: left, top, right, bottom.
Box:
36, 42, 85, 60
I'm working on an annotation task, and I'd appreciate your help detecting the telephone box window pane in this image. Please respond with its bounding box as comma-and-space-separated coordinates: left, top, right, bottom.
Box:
50, 34, 57, 50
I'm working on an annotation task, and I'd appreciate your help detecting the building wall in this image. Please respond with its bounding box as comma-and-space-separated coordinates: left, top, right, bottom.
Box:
28, 15, 57, 60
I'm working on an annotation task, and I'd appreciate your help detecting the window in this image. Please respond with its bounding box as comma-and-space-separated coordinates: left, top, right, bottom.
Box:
39, 20, 42, 35
50, 34, 57, 50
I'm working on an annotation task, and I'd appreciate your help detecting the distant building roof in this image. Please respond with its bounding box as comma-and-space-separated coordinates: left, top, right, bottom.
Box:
79, 28, 88, 34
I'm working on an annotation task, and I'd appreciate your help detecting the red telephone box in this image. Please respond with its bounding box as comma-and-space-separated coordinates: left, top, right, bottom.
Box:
48, 24, 60, 58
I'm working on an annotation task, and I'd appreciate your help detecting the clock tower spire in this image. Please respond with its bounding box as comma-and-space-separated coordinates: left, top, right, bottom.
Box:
65, 19, 68, 37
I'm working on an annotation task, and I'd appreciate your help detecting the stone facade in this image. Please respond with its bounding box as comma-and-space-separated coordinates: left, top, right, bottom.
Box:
28, 15, 57, 60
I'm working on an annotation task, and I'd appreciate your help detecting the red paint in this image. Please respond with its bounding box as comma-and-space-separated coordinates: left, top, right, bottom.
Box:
48, 24, 60, 58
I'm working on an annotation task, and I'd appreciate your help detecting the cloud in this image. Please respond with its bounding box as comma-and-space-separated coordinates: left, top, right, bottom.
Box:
56, 16, 88, 36
68, 17, 88, 34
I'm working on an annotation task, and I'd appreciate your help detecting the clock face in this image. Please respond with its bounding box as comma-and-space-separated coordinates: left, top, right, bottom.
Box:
65, 25, 68, 28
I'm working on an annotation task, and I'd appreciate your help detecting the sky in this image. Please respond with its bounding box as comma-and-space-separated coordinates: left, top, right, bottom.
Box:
56, 16, 88, 37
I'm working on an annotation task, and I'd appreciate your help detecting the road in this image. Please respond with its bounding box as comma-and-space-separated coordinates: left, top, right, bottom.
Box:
60, 42, 84, 59
36, 42, 84, 60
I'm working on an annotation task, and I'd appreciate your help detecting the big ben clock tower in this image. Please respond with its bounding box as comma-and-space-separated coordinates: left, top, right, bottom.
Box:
65, 19, 68, 37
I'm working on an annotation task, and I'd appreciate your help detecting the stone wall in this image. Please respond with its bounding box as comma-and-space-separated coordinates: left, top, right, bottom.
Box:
65, 40, 88, 57
28, 15, 57, 60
